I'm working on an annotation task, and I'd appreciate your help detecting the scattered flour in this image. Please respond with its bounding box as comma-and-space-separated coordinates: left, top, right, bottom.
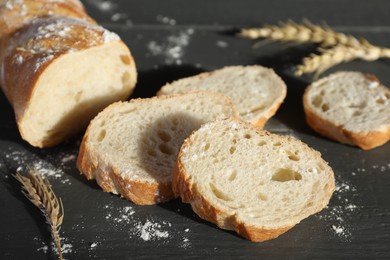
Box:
34, 236, 74, 258
86, 0, 130, 23
216, 40, 228, 48
4, 149, 72, 185
101, 202, 191, 247
317, 178, 359, 241
90, 242, 99, 250
156, 15, 177, 25
137, 220, 170, 241
147, 29, 194, 65
87, 0, 117, 12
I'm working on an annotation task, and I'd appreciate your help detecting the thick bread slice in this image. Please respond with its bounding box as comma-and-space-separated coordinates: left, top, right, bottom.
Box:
77, 92, 239, 205
1, 16, 137, 147
303, 71, 390, 150
173, 119, 335, 242
157, 65, 287, 128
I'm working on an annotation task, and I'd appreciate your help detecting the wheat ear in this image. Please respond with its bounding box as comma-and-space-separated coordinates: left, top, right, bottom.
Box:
296, 40, 390, 77
15, 170, 64, 260
239, 20, 361, 47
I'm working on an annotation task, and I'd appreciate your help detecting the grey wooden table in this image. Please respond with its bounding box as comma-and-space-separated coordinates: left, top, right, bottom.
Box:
1, 0, 389, 259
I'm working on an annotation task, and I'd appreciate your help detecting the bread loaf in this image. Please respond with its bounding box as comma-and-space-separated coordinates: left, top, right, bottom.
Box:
173, 118, 335, 242
77, 92, 239, 205
303, 71, 390, 150
158, 65, 287, 128
1, 16, 137, 147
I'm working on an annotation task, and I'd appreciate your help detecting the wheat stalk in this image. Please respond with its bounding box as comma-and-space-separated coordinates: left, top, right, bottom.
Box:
296, 40, 390, 77
239, 20, 390, 76
239, 20, 361, 47
15, 169, 64, 260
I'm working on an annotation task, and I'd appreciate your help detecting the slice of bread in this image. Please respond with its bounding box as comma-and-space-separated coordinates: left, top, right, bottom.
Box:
157, 65, 287, 128
77, 92, 239, 205
303, 71, 390, 150
173, 118, 335, 242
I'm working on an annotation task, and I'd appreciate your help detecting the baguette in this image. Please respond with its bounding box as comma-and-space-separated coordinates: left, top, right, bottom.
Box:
1, 16, 137, 147
77, 92, 239, 205
173, 118, 335, 242
303, 71, 390, 150
157, 65, 287, 128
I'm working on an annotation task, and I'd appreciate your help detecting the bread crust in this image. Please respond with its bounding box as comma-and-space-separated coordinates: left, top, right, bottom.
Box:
0, 0, 94, 62
77, 130, 173, 205
173, 153, 294, 242
0, 0, 93, 37
157, 65, 287, 128
303, 73, 390, 150
304, 102, 390, 150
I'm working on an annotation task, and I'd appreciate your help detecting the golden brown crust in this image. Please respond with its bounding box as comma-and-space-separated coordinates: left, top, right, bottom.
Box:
0, 0, 95, 63
0, 0, 93, 37
173, 153, 295, 242
303, 90, 390, 150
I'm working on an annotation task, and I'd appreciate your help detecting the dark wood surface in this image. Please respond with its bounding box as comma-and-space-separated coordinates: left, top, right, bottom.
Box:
1, 0, 390, 259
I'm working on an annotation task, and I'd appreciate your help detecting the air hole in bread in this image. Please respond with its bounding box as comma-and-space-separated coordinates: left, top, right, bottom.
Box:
259, 181, 265, 186
120, 107, 137, 114
306, 201, 314, 207
147, 149, 157, 157
281, 196, 289, 202
122, 71, 131, 85
286, 151, 300, 161
258, 141, 266, 146
157, 130, 172, 142
317, 163, 325, 171
321, 103, 330, 112
376, 98, 386, 105
228, 170, 237, 181
232, 139, 237, 144
273, 142, 281, 146
74, 91, 83, 102
97, 130, 106, 142
353, 110, 363, 117
244, 133, 252, 139
312, 95, 322, 108
210, 183, 233, 201
203, 143, 210, 151
120, 55, 131, 65
323, 183, 329, 192
272, 169, 302, 182
257, 192, 267, 201
229, 146, 236, 154
158, 143, 174, 155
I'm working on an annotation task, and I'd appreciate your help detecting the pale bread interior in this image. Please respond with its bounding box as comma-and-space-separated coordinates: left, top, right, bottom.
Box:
178, 119, 335, 229
84, 92, 238, 188
19, 41, 136, 146
158, 65, 287, 124
304, 71, 390, 133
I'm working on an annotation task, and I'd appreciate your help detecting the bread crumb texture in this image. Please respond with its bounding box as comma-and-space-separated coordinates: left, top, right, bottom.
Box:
175, 119, 335, 242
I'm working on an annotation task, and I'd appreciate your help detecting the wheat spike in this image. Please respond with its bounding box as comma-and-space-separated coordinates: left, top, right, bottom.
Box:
15, 169, 64, 260
295, 41, 390, 77
239, 20, 361, 47
239, 20, 390, 76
